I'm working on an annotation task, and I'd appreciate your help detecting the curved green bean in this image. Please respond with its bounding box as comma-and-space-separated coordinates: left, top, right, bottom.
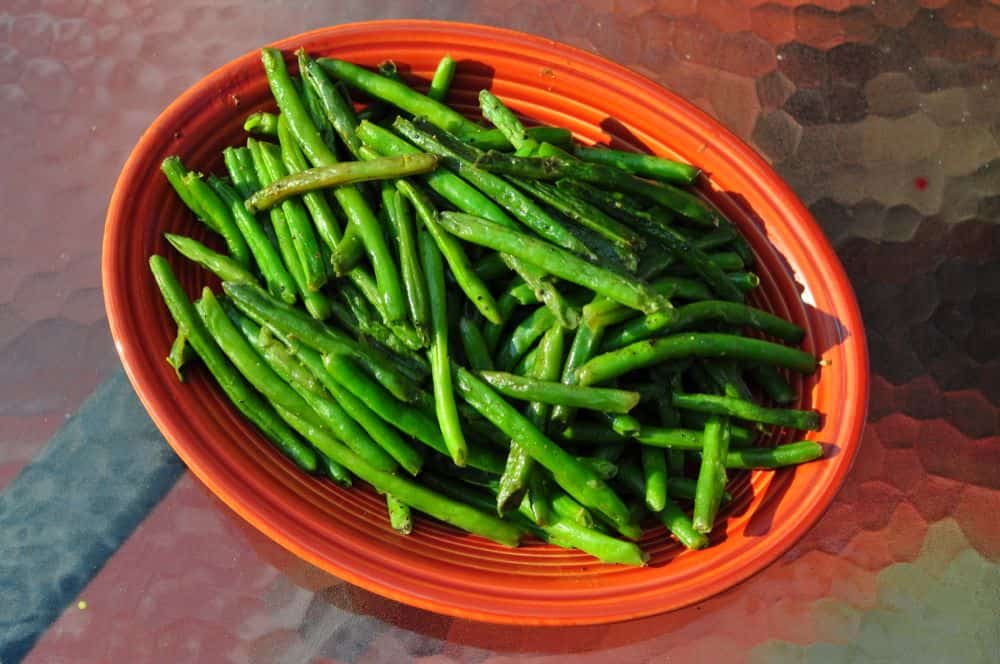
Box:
246, 154, 439, 212
577, 333, 819, 386
244, 111, 279, 136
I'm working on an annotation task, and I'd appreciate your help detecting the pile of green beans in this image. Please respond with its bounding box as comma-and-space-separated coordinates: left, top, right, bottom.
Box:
151, 48, 827, 565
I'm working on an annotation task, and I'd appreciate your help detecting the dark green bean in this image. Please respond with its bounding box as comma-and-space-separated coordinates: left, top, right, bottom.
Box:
749, 364, 798, 405
459, 317, 494, 371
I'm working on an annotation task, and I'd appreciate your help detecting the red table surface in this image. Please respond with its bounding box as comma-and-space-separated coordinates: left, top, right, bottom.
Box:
1, 1, 997, 662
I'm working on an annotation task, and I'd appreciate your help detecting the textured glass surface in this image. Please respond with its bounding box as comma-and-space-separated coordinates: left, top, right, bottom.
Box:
1, 2, 996, 661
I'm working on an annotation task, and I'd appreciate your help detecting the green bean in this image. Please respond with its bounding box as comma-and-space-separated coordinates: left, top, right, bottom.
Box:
479, 372, 640, 414
427, 55, 456, 102
287, 339, 424, 476
181, 171, 252, 267
161, 156, 210, 224
331, 223, 365, 275
479, 89, 530, 149
272, 206, 332, 320
256, 139, 327, 292
317, 57, 484, 139
572, 145, 700, 185
666, 476, 733, 504
244, 111, 279, 136
465, 125, 573, 151
146, 262, 319, 471
276, 114, 344, 251
659, 395, 688, 476
166, 327, 193, 382
496, 306, 555, 371
692, 415, 730, 533
577, 333, 818, 386
641, 446, 668, 512
337, 281, 425, 357
222, 147, 259, 198
640, 425, 755, 449
247, 138, 329, 315
318, 453, 353, 487
386, 190, 430, 343
223, 282, 420, 402
246, 154, 439, 212
703, 360, 754, 401
560, 423, 755, 448
454, 367, 640, 540
724, 441, 823, 468
437, 212, 670, 314
472, 253, 507, 282
667, 251, 744, 275
395, 178, 502, 324
603, 300, 805, 351
605, 413, 641, 437
262, 49, 338, 167
219, 295, 399, 474
356, 120, 576, 328
549, 311, 606, 430
672, 392, 820, 430
510, 177, 642, 249
482, 281, 530, 353
615, 459, 707, 549
298, 50, 364, 160
396, 117, 592, 258
749, 364, 798, 405
473, 151, 717, 225
419, 230, 467, 466
497, 323, 564, 515
459, 317, 494, 371
264, 50, 405, 317
164, 233, 257, 285
210, 176, 299, 304
322, 354, 503, 474
276, 406, 521, 546
582, 271, 756, 331
386, 494, 413, 534
549, 489, 594, 528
